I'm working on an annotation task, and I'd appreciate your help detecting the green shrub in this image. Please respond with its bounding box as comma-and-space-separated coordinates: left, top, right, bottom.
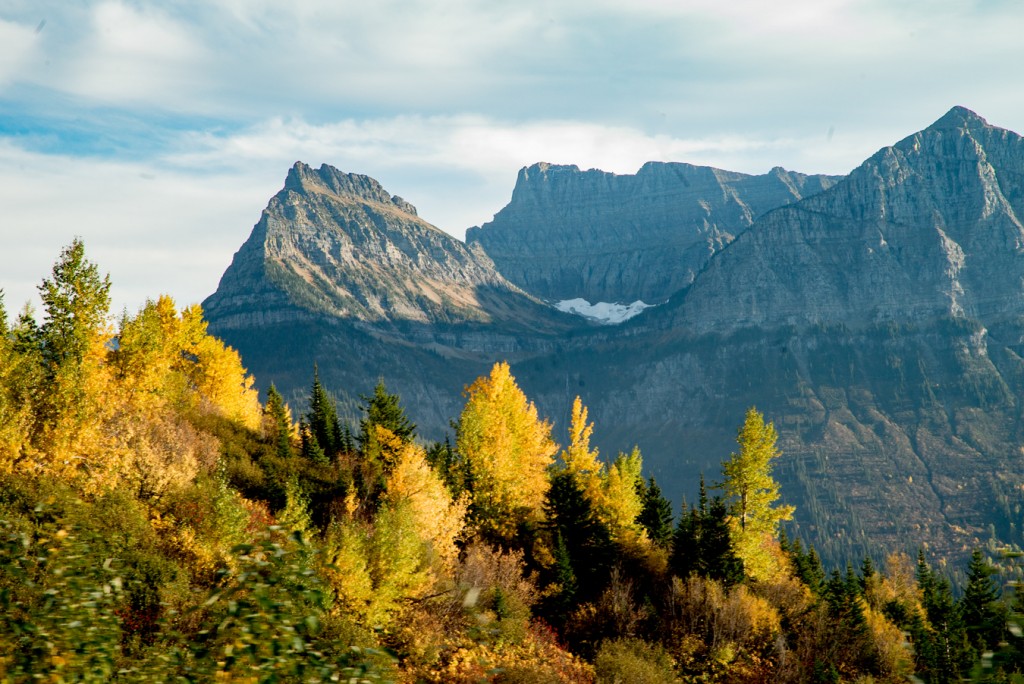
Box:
594, 637, 677, 684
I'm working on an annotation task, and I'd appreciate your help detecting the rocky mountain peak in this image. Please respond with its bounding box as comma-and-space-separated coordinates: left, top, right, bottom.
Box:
678, 106, 1024, 333
283, 162, 418, 216
926, 105, 989, 132
204, 163, 565, 331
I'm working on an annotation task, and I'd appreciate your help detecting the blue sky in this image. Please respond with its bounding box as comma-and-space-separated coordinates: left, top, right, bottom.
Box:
2, 0, 1024, 316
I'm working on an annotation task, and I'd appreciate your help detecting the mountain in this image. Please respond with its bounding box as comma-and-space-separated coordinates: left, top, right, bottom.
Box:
204, 107, 1024, 566
466, 162, 840, 304
203, 161, 580, 432
204, 162, 564, 331
675, 106, 1024, 333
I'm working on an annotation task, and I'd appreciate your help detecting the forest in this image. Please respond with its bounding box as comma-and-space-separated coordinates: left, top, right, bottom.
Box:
2, 241, 1024, 683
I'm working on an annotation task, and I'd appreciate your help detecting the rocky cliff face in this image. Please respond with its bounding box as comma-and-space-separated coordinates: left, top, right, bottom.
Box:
677, 107, 1024, 332
203, 162, 566, 333
467, 162, 839, 303
203, 107, 1024, 567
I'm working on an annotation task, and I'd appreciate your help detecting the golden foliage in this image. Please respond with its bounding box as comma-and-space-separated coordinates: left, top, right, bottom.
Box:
457, 362, 557, 539
665, 574, 781, 672
384, 443, 468, 573
323, 502, 433, 629
720, 408, 794, 581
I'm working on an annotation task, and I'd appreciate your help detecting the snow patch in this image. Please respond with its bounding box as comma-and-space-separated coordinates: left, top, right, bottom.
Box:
555, 298, 654, 324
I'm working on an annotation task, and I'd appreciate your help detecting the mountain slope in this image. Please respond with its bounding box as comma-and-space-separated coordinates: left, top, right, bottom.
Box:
676, 106, 1024, 332
203, 162, 565, 333
467, 161, 840, 303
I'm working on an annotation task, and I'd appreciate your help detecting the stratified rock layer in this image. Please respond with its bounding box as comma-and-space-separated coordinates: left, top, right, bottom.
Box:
467, 162, 839, 303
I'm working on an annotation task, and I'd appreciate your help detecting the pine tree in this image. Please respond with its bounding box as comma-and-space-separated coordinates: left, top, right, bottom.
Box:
299, 419, 327, 465
38, 238, 111, 371
544, 470, 613, 601
960, 548, 1006, 653
669, 478, 742, 587
264, 384, 294, 460
915, 551, 974, 683
305, 365, 341, 459
717, 407, 794, 580
359, 380, 415, 447
638, 477, 674, 547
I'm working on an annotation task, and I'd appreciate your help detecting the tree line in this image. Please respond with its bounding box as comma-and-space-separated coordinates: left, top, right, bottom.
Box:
2, 241, 1023, 683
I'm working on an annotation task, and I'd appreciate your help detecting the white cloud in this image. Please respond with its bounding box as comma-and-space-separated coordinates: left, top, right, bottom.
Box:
0, 18, 38, 87
0, 140, 276, 318
57, 2, 209, 107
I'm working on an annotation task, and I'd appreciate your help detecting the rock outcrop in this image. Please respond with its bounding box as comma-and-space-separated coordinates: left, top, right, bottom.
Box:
467, 162, 839, 303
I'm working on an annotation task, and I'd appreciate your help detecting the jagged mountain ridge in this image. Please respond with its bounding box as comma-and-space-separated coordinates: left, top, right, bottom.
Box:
204, 106, 1024, 566
675, 106, 1024, 333
467, 161, 840, 303
203, 162, 572, 334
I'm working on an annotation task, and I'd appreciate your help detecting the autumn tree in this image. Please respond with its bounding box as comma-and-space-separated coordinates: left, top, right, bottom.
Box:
456, 362, 557, 541
718, 407, 794, 580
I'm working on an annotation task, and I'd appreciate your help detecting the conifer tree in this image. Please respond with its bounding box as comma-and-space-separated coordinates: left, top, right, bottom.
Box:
264, 384, 294, 460
544, 470, 613, 601
960, 548, 1006, 653
38, 238, 111, 371
914, 551, 973, 682
358, 380, 415, 447
638, 477, 674, 547
670, 476, 742, 586
305, 365, 341, 459
718, 407, 794, 580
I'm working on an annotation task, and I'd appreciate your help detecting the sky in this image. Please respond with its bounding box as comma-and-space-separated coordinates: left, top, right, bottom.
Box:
2, 0, 1024, 317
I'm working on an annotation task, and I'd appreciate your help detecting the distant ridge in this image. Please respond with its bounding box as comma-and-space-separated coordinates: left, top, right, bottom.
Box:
467, 161, 841, 303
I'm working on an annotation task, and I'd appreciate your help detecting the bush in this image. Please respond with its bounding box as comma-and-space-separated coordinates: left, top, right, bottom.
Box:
594, 638, 676, 684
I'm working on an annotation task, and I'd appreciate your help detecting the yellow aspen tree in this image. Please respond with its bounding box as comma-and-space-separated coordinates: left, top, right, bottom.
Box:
560, 396, 604, 506
0, 298, 33, 474
600, 448, 647, 545
718, 407, 794, 581
457, 362, 557, 541
384, 443, 468, 574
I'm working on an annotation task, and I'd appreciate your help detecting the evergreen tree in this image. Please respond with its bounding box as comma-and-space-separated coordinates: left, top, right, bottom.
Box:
638, 476, 674, 547
38, 238, 111, 371
717, 407, 794, 580
703, 496, 744, 586
915, 552, 974, 683
359, 380, 416, 447
787, 539, 826, 594
669, 478, 742, 586
859, 556, 876, 594
960, 548, 1006, 653
263, 384, 294, 460
305, 365, 341, 459
299, 419, 327, 465
544, 470, 614, 601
